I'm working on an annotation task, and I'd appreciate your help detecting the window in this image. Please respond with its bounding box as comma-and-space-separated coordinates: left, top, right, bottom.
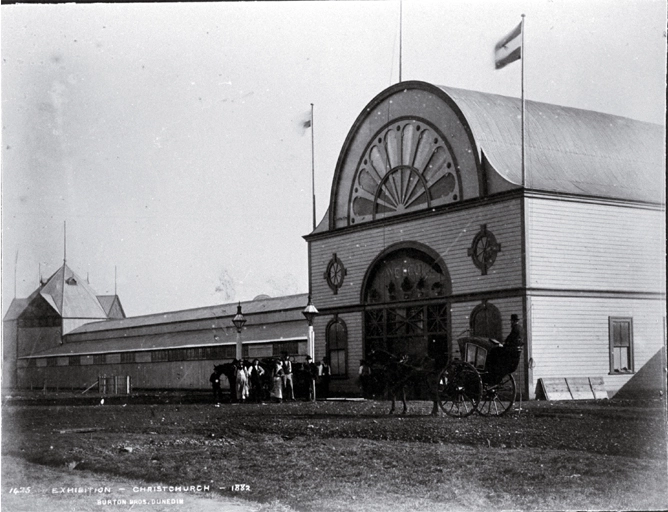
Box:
46, 358, 57, 367
470, 301, 502, 341
151, 350, 168, 362
68, 356, 81, 366
609, 317, 633, 373
168, 349, 186, 361
326, 317, 348, 377
273, 341, 299, 357
120, 352, 135, 364
93, 354, 106, 365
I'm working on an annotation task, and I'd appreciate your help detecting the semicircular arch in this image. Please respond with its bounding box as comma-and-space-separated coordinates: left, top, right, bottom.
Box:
361, 242, 452, 305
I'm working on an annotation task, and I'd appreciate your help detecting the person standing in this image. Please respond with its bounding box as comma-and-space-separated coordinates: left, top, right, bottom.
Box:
209, 366, 222, 404
304, 355, 317, 401
281, 353, 295, 401
236, 360, 250, 402
358, 359, 371, 398
320, 357, 332, 399
249, 359, 265, 402
270, 360, 285, 403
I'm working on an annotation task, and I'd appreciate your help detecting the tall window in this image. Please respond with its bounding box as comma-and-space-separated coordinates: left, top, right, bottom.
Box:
609, 317, 633, 373
326, 317, 348, 377
470, 301, 502, 341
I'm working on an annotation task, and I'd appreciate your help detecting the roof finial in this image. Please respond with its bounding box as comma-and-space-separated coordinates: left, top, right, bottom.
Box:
63, 221, 67, 264
115, 265, 117, 295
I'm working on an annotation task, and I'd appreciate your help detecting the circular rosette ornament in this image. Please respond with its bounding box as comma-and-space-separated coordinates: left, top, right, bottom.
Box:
467, 224, 501, 275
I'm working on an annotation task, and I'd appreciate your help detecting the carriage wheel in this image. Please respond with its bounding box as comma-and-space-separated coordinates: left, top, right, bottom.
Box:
438, 361, 482, 418
478, 373, 516, 417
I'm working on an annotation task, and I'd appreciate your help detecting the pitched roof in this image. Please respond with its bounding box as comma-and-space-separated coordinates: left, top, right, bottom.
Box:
96, 295, 126, 318
3, 298, 30, 321
22, 321, 308, 357
67, 293, 309, 335
39, 264, 108, 319
439, 85, 665, 203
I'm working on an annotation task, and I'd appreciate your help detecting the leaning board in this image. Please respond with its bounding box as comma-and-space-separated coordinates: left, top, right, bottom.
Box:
538, 378, 572, 400
566, 377, 596, 400
589, 377, 609, 399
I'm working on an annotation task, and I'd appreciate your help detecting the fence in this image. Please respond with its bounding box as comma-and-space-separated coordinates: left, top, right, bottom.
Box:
98, 375, 132, 395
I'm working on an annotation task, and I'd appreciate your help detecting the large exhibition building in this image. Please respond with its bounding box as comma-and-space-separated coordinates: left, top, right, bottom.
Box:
4, 81, 665, 398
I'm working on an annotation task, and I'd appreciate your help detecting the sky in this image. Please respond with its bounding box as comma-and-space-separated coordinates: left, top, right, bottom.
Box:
2, 0, 666, 318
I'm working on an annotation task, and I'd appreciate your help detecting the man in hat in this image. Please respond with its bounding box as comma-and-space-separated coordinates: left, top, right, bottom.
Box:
487, 314, 524, 382
503, 314, 523, 348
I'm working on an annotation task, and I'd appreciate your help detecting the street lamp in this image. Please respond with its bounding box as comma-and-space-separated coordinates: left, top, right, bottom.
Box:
302, 295, 319, 401
232, 302, 246, 361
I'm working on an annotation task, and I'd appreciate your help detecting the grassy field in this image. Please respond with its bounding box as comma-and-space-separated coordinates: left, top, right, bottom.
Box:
2, 394, 667, 511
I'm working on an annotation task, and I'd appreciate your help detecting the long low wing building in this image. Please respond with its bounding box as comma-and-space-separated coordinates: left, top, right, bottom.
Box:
3, 263, 309, 391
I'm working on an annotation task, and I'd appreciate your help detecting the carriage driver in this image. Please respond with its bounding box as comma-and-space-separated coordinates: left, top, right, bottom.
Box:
504, 314, 524, 348
281, 353, 295, 401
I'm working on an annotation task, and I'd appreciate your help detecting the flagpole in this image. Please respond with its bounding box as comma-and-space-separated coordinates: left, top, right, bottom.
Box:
521, 14, 526, 188
310, 103, 316, 231
399, 0, 403, 83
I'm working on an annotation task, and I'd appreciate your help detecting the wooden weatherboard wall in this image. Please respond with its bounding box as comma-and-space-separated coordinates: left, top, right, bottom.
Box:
310, 198, 523, 312
528, 295, 665, 396
525, 197, 665, 293
525, 196, 665, 396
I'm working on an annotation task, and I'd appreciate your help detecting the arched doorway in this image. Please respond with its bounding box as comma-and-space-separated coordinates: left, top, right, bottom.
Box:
362, 243, 452, 367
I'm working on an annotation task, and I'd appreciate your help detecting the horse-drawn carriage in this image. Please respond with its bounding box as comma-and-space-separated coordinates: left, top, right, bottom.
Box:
438, 336, 522, 417
367, 335, 522, 417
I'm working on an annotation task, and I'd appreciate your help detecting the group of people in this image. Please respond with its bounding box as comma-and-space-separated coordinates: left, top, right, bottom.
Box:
209, 353, 332, 404
210, 314, 524, 403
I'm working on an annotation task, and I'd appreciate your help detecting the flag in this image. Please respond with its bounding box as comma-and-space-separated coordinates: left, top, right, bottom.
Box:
494, 22, 522, 69
295, 110, 312, 135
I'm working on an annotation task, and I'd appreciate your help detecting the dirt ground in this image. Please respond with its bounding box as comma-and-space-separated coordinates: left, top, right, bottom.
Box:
2, 391, 667, 511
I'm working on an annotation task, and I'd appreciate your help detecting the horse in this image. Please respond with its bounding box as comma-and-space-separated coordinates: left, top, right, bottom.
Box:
366, 349, 443, 416
214, 362, 238, 402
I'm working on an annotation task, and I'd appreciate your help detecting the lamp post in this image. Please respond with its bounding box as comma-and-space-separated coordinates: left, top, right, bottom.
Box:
302, 295, 319, 401
232, 302, 246, 361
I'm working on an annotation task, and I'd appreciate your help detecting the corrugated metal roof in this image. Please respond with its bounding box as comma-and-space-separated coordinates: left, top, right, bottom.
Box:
439, 86, 665, 203
23, 320, 307, 357
39, 264, 108, 319
67, 293, 309, 335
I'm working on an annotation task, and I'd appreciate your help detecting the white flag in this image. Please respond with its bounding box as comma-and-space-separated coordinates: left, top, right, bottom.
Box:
494, 22, 522, 69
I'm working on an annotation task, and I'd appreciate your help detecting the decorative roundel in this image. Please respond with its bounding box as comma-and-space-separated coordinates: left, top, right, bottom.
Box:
324, 253, 347, 294
349, 117, 461, 225
467, 225, 502, 276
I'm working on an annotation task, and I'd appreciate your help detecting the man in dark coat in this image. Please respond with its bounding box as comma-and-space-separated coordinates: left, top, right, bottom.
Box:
209, 367, 223, 404
486, 314, 523, 382
504, 314, 523, 348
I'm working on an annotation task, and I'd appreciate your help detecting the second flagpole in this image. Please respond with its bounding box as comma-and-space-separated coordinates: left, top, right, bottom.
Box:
310, 103, 316, 230
521, 14, 526, 188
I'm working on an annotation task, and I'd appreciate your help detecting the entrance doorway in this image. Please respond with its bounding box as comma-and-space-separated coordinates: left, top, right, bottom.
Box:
362, 245, 452, 397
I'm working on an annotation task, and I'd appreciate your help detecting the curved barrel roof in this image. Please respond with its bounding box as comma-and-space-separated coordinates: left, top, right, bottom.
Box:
440, 84, 665, 203
320, 82, 664, 234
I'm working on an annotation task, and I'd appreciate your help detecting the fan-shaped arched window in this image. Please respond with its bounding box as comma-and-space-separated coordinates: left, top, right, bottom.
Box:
349, 118, 461, 225
470, 301, 502, 341
326, 317, 348, 377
